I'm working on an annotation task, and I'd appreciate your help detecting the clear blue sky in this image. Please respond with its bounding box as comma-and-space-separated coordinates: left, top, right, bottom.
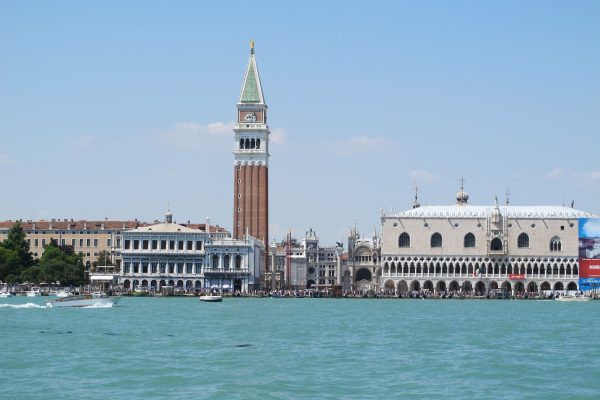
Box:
1, 1, 599, 245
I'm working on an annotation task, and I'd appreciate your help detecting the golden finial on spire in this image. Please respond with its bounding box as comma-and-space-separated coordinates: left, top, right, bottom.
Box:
250, 39, 255, 54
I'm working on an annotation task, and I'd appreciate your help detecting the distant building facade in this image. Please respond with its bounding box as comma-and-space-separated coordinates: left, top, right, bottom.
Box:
380, 184, 596, 295
345, 224, 381, 292
119, 211, 265, 292
268, 229, 343, 290
0, 219, 142, 269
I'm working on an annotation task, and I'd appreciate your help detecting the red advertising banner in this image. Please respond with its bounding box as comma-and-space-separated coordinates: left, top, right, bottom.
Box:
509, 274, 525, 280
579, 259, 600, 278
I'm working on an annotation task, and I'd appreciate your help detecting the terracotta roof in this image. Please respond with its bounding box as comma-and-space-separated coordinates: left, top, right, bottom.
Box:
0, 219, 229, 234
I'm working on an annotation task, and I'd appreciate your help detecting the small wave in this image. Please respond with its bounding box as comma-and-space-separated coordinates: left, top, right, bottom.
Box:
0, 302, 49, 309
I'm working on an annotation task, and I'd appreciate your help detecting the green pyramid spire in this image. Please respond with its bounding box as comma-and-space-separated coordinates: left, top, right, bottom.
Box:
241, 63, 260, 103
239, 42, 264, 104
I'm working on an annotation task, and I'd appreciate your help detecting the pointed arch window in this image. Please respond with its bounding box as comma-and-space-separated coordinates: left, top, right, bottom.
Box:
490, 238, 503, 251
431, 233, 442, 248
398, 232, 411, 248
464, 233, 476, 248
550, 236, 562, 252
517, 233, 529, 248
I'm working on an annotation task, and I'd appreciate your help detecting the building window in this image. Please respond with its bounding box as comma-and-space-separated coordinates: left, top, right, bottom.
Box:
490, 238, 503, 251
464, 233, 476, 248
80, 239, 84, 247
86, 239, 90, 247
430, 233, 442, 248
93, 239, 98, 247
186, 263, 193, 274
142, 240, 149, 250
42, 239, 46, 246
152, 240, 158, 250
177, 263, 184, 274
187, 241, 193, 250
517, 233, 529, 248
124, 262, 130, 274
107, 238, 111, 247
35, 239, 39, 247
160, 263, 166, 274
161, 240, 167, 250
178, 241, 184, 250
133, 262, 139, 273
133, 240, 140, 250
124, 240, 131, 250
116, 238, 121, 248
550, 236, 562, 252
71, 239, 76, 247
196, 241, 202, 250
169, 263, 175, 274
398, 232, 411, 248
142, 263, 148, 274
195, 263, 202, 274
151, 263, 157, 274
169, 240, 175, 250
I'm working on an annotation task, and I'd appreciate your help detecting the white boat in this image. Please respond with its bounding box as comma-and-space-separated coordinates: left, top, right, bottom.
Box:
55, 290, 71, 298
26, 287, 41, 297
47, 293, 121, 308
555, 295, 591, 302
0, 291, 13, 298
199, 294, 223, 302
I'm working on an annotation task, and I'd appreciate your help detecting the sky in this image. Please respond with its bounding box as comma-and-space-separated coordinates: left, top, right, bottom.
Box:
1, 1, 599, 245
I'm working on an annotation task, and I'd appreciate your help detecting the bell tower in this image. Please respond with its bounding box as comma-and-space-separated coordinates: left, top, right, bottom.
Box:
233, 40, 269, 250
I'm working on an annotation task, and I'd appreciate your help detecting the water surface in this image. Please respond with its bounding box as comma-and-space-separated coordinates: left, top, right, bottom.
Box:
1, 297, 599, 399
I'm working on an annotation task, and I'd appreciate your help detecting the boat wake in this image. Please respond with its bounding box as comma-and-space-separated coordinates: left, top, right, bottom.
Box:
0, 302, 49, 309
45, 302, 117, 309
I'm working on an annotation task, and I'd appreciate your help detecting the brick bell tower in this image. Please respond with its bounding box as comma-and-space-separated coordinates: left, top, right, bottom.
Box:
233, 40, 269, 252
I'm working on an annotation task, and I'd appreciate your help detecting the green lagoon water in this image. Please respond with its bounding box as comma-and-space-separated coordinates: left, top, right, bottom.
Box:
1, 296, 599, 399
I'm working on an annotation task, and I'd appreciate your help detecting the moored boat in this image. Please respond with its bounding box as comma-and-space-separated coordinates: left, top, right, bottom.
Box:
26, 287, 41, 297
0, 291, 13, 298
555, 295, 591, 302
199, 294, 223, 302
47, 293, 121, 308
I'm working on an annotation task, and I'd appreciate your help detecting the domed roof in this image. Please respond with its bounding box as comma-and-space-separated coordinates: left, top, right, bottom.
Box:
456, 177, 469, 205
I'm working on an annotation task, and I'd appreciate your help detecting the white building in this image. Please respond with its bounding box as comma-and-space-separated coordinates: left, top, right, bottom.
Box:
119, 211, 265, 292
380, 184, 597, 295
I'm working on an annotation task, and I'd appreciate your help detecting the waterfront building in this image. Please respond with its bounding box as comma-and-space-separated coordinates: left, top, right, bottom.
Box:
268, 229, 342, 290
380, 182, 597, 295
233, 40, 269, 251
345, 224, 381, 292
0, 219, 144, 269
119, 211, 265, 292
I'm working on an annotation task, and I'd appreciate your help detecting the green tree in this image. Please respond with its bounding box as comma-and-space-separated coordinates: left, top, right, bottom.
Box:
20, 266, 43, 284
92, 250, 113, 271
3, 221, 33, 269
0, 246, 20, 282
38, 241, 85, 286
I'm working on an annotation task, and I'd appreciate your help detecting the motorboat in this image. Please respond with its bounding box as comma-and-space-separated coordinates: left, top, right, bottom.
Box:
26, 287, 41, 297
0, 291, 13, 298
47, 293, 121, 308
55, 290, 71, 298
199, 294, 223, 302
555, 294, 591, 302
